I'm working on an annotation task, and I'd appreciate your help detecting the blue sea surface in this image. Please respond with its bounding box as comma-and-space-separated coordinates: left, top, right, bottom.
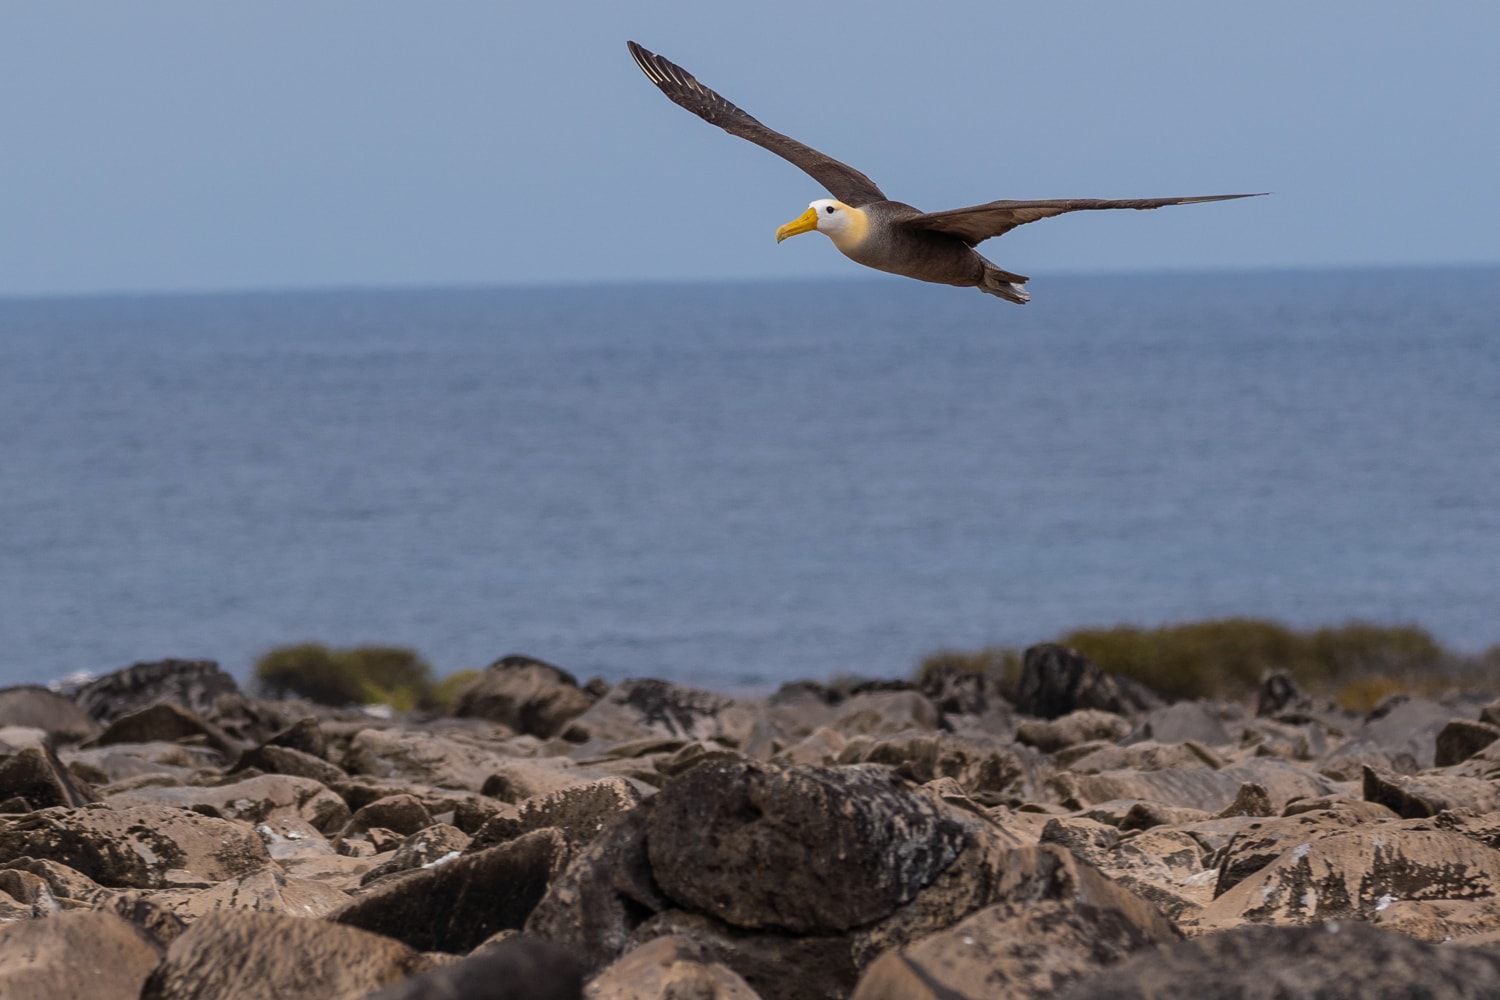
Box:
1, 268, 1497, 690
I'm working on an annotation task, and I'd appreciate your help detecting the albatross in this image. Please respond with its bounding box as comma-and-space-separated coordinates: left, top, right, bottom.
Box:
628, 41, 1264, 304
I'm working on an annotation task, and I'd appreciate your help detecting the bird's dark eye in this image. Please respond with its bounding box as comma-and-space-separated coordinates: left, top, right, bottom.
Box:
824, 205, 835, 214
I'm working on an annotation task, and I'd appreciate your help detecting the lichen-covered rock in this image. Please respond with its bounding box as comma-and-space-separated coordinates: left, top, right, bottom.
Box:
646, 760, 969, 934
0, 803, 269, 888
1058, 921, 1500, 1000
1199, 826, 1500, 931
140, 909, 427, 1000
1214, 806, 1402, 896
72, 659, 240, 724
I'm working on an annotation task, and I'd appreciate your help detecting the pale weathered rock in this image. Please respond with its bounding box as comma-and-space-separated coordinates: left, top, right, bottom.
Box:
0, 909, 163, 1000
0, 803, 268, 888
452, 654, 597, 739
172, 865, 351, 920
140, 909, 427, 1000
0, 857, 112, 910
342, 728, 523, 791
837, 732, 1052, 806
587, 935, 762, 1000
1063, 740, 1222, 775
334, 827, 574, 953
0, 686, 99, 743
851, 893, 1176, 1000
568, 679, 756, 747
1057, 758, 1337, 814
1128, 701, 1233, 747
1199, 826, 1500, 930
1058, 920, 1500, 1000
233, 744, 350, 786
360, 823, 471, 884
1355, 696, 1456, 769
1015, 709, 1133, 753
107, 772, 345, 831
63, 740, 225, 785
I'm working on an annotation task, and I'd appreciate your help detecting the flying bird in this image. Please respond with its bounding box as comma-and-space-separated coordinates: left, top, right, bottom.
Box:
627, 41, 1264, 304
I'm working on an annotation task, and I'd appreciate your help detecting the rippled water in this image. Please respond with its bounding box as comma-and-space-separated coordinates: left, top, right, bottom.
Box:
1, 267, 1496, 689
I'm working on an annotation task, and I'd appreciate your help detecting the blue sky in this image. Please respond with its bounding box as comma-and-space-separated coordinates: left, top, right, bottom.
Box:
3, 2, 1496, 296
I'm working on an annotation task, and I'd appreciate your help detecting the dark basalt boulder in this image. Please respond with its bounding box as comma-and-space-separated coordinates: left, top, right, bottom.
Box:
0, 737, 100, 809
361, 935, 585, 1000
333, 827, 575, 953
1058, 921, 1500, 1000
93, 701, 240, 755
647, 759, 969, 934
451, 654, 597, 739
71, 659, 240, 724
1014, 645, 1163, 720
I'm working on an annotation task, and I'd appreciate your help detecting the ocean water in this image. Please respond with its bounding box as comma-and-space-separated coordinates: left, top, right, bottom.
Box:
1, 268, 1497, 691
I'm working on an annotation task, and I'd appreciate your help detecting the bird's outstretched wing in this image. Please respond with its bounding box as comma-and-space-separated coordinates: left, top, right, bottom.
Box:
901, 193, 1268, 245
627, 41, 888, 207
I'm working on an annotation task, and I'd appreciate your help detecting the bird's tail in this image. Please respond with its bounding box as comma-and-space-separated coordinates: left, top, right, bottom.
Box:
977, 259, 1031, 304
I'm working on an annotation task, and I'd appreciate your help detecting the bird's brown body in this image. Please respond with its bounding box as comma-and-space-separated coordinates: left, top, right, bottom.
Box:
627, 41, 1263, 303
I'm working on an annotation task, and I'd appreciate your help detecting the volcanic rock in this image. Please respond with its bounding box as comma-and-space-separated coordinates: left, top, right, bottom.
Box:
1014, 644, 1163, 720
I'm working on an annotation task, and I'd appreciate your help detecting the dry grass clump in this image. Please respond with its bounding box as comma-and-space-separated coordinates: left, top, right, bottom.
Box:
917, 619, 1496, 710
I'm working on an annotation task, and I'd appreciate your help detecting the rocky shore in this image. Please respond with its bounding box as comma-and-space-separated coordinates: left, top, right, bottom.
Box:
5, 647, 1500, 998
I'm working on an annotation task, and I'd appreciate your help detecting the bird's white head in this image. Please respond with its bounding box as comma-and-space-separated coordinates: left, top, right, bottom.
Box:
776, 199, 868, 249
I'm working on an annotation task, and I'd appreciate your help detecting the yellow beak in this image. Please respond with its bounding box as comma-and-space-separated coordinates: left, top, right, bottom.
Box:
776, 207, 820, 243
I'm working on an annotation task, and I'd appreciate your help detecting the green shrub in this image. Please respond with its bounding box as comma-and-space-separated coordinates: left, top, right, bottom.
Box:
254, 642, 437, 710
